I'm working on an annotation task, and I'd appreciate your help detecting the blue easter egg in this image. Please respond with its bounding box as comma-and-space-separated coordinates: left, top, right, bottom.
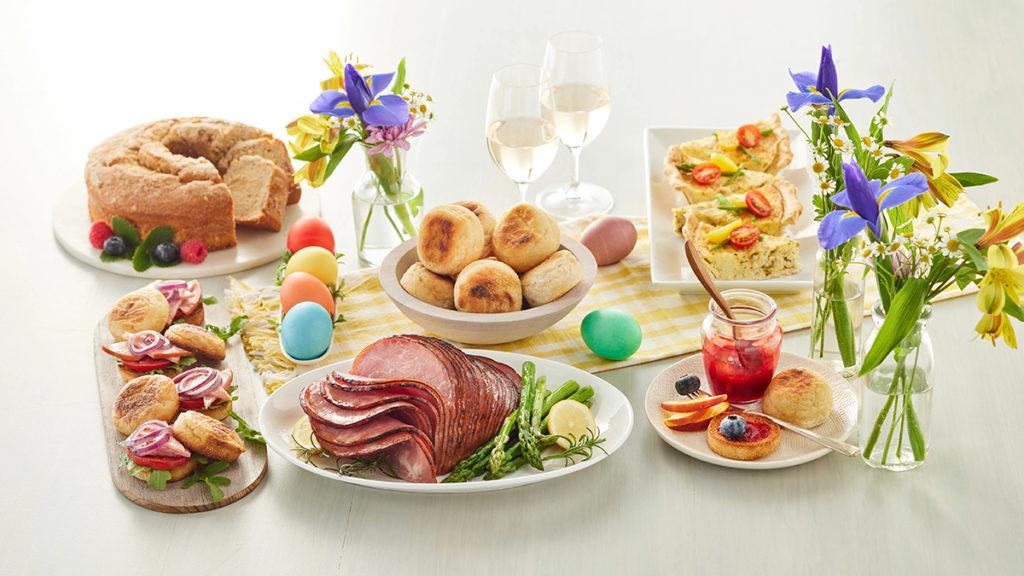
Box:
281, 301, 334, 360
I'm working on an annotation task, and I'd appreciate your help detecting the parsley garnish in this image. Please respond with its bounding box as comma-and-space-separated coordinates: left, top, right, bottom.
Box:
120, 453, 172, 490
760, 127, 773, 137
675, 162, 696, 173
228, 408, 266, 444
716, 194, 748, 213
201, 296, 218, 305
182, 456, 231, 502
206, 315, 248, 342
738, 145, 755, 159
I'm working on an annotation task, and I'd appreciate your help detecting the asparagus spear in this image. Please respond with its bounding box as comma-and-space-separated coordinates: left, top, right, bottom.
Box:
487, 408, 519, 475
525, 376, 547, 470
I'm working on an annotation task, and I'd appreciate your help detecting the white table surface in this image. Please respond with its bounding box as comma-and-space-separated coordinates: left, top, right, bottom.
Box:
3, 1, 1023, 574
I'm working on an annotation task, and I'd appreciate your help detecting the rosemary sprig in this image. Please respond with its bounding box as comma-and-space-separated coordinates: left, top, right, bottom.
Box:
544, 428, 608, 468
290, 432, 398, 479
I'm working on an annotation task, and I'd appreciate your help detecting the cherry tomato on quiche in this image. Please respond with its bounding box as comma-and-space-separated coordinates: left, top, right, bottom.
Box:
287, 216, 335, 254
729, 224, 761, 249
737, 124, 762, 148
126, 448, 190, 471
691, 163, 722, 186
744, 189, 774, 218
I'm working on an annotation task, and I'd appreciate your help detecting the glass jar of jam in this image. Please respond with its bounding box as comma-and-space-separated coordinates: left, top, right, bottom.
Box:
701, 289, 783, 404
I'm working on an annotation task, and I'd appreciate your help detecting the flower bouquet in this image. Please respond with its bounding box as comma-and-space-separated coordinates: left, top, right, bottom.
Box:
289, 52, 434, 265
785, 46, 1021, 470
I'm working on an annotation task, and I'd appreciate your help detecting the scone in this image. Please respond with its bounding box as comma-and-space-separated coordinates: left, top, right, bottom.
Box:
673, 179, 802, 236
165, 323, 226, 361
417, 205, 485, 276
706, 413, 780, 461
108, 289, 170, 340
112, 375, 180, 436
521, 250, 582, 307
492, 203, 560, 273
762, 368, 833, 428
666, 113, 793, 176
683, 216, 799, 280
400, 262, 456, 309
172, 410, 246, 462
454, 259, 523, 313
453, 200, 497, 258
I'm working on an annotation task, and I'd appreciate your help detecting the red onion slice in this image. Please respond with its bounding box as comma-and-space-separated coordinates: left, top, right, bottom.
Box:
123, 420, 172, 456
155, 280, 188, 295
174, 367, 223, 399
127, 330, 171, 356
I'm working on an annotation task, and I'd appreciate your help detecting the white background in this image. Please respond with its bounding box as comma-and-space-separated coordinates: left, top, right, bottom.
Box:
2, 1, 1022, 574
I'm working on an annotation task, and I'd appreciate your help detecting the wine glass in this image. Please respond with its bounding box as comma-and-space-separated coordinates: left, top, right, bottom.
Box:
485, 64, 559, 205
536, 30, 613, 219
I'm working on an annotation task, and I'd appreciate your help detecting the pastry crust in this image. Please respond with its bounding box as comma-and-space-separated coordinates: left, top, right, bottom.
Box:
454, 259, 523, 313
417, 205, 485, 276
112, 375, 180, 436
400, 262, 456, 309
172, 410, 246, 462
521, 250, 582, 307
492, 204, 560, 274
706, 413, 780, 461
762, 368, 833, 429
165, 323, 226, 361
108, 288, 170, 339
673, 177, 802, 237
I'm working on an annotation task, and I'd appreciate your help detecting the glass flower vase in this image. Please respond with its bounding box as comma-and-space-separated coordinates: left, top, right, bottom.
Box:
859, 303, 934, 471
809, 236, 866, 378
351, 145, 423, 267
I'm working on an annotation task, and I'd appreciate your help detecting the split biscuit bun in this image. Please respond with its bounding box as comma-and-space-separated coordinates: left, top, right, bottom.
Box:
417, 204, 485, 276
176, 303, 205, 327
195, 398, 232, 422
452, 200, 497, 258
117, 363, 185, 384
454, 259, 523, 313
165, 323, 226, 362
108, 288, 170, 340
112, 375, 180, 436
521, 250, 582, 307
129, 458, 198, 483
173, 410, 246, 462
762, 367, 833, 429
400, 262, 456, 309
492, 203, 561, 273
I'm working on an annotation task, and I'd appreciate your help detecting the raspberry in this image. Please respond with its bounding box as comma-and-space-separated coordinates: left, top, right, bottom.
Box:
89, 221, 114, 249
179, 239, 208, 264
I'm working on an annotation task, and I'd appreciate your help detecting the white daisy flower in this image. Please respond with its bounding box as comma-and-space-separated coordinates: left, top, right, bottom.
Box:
818, 179, 835, 193
875, 111, 889, 126
938, 231, 962, 258
830, 136, 851, 153
862, 242, 885, 259
830, 115, 847, 127
810, 159, 828, 176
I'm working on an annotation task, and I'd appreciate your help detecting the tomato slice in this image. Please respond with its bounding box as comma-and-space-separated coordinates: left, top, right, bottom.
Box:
691, 163, 721, 186
737, 124, 762, 148
126, 448, 190, 471
729, 224, 761, 249
745, 189, 773, 218
121, 357, 172, 372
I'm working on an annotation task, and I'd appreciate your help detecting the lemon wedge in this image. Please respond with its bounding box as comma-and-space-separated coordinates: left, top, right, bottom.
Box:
291, 415, 320, 451
547, 400, 598, 449
704, 220, 744, 245
710, 152, 740, 174
715, 131, 739, 152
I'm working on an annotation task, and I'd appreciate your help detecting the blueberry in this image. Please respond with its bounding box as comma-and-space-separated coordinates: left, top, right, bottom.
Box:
103, 235, 127, 257
154, 242, 180, 264
718, 414, 747, 440
674, 374, 701, 396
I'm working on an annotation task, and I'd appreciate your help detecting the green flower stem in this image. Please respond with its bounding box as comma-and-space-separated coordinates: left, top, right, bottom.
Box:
862, 364, 901, 459
829, 269, 858, 367
904, 345, 927, 461
357, 203, 375, 253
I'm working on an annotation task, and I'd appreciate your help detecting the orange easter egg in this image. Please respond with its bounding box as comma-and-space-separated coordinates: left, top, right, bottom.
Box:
280, 271, 336, 318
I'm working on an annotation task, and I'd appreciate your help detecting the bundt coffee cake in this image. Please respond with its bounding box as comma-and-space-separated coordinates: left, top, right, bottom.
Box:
85, 117, 301, 251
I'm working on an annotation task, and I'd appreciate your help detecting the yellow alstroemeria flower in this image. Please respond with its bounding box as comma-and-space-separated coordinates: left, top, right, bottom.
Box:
975, 312, 1017, 348
977, 202, 1024, 248
885, 132, 950, 178
977, 244, 1024, 315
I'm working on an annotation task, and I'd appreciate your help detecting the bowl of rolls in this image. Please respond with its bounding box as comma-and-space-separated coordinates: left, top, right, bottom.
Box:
379, 201, 597, 344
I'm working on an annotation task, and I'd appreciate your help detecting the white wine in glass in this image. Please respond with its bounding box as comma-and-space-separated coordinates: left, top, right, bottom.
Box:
485, 65, 558, 204
537, 31, 614, 220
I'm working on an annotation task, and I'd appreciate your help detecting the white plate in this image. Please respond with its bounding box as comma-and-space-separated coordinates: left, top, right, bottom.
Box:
643, 126, 817, 293
52, 182, 320, 279
261, 349, 634, 493
645, 352, 857, 470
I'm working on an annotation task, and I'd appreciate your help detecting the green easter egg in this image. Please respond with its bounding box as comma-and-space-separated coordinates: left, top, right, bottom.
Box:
581, 308, 643, 361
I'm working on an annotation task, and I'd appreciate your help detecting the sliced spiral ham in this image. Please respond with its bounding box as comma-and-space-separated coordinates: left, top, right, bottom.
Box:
299, 335, 521, 483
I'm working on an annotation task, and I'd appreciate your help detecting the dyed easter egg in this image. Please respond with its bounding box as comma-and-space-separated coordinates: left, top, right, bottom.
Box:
581, 308, 643, 360
580, 216, 637, 266
285, 246, 339, 286
287, 216, 336, 254
280, 301, 334, 360
280, 271, 336, 318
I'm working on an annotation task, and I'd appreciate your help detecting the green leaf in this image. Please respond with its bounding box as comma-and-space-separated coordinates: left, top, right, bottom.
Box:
324, 134, 358, 180
958, 228, 985, 245
869, 81, 895, 141
99, 251, 125, 263
676, 163, 695, 173
201, 296, 218, 305
207, 476, 231, 486
228, 408, 266, 444
408, 190, 423, 218
859, 278, 928, 375
830, 98, 864, 157
131, 245, 152, 272
954, 265, 977, 290
204, 461, 231, 475
392, 57, 407, 95
206, 481, 224, 502
148, 470, 171, 491
111, 216, 141, 246
1005, 298, 1024, 322
760, 127, 773, 137
142, 226, 174, 251
293, 145, 327, 162
950, 172, 998, 187
960, 242, 987, 272
206, 315, 248, 342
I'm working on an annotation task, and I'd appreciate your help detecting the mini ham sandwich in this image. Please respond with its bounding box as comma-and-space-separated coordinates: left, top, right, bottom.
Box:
153, 279, 206, 327
173, 367, 234, 421
103, 330, 197, 382
121, 420, 197, 489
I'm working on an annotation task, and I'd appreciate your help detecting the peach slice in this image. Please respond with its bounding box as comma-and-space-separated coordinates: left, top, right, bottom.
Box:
664, 402, 731, 431
660, 394, 728, 414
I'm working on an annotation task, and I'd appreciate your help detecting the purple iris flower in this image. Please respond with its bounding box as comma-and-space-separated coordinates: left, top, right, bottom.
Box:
787, 45, 885, 112
310, 63, 409, 127
817, 161, 929, 249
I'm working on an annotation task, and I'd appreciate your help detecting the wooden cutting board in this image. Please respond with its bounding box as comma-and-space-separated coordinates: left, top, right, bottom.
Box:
94, 303, 267, 513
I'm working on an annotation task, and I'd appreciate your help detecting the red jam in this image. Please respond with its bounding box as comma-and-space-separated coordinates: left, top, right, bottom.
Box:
702, 323, 782, 403
736, 420, 773, 442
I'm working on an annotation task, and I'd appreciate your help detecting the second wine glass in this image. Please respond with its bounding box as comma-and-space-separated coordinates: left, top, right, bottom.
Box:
485, 64, 559, 205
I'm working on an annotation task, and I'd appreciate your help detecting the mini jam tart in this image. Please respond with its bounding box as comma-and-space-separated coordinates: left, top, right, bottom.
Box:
706, 412, 780, 461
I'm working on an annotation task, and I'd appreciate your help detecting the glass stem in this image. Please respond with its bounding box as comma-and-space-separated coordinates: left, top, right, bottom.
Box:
566, 146, 583, 200
516, 182, 529, 205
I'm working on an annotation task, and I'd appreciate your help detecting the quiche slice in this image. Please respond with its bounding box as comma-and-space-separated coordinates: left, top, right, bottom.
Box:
664, 158, 778, 204
664, 113, 793, 177
673, 177, 803, 237
681, 215, 799, 280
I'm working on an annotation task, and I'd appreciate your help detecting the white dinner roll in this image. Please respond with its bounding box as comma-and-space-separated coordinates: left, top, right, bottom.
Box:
521, 250, 583, 307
